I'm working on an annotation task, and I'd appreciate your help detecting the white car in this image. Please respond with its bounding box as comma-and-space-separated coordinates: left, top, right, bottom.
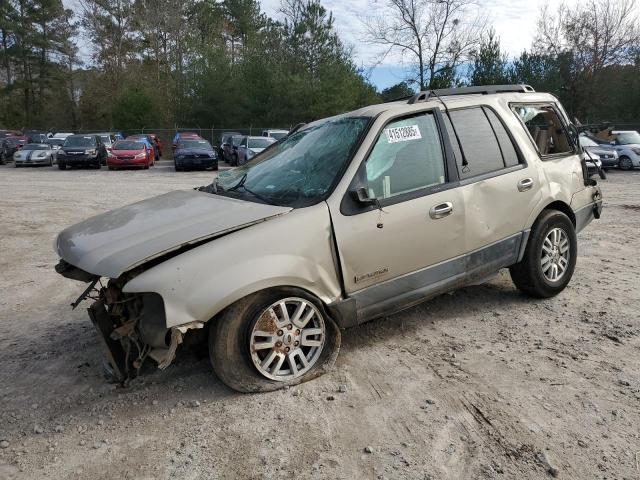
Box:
51, 132, 75, 140
598, 130, 640, 170
262, 129, 289, 140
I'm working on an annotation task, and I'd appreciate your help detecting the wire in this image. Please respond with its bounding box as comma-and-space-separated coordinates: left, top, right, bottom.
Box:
428, 90, 469, 172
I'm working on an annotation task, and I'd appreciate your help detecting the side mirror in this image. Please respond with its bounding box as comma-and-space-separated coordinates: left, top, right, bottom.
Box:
351, 187, 377, 205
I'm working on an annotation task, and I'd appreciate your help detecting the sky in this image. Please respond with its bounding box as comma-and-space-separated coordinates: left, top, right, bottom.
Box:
261, 0, 577, 90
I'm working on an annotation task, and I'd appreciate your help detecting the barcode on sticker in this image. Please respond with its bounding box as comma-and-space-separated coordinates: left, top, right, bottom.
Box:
385, 125, 422, 143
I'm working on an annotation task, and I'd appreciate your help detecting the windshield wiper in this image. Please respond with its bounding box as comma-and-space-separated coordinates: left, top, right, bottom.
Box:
226, 173, 277, 205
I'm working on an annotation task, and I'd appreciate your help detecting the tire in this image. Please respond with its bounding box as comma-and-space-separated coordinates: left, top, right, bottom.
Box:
619, 156, 633, 170
58, 163, 66, 170
509, 210, 577, 298
108, 166, 115, 171
144, 162, 150, 169
209, 288, 341, 393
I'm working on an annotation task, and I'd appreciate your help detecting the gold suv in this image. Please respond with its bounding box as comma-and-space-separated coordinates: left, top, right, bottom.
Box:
55, 85, 603, 392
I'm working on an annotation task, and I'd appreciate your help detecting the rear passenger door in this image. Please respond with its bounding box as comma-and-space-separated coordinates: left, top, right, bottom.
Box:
442, 105, 541, 254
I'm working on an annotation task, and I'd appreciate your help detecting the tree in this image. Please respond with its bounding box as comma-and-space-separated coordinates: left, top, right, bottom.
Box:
467, 29, 510, 86
532, 0, 640, 118
380, 81, 414, 101
111, 87, 156, 130
363, 0, 486, 89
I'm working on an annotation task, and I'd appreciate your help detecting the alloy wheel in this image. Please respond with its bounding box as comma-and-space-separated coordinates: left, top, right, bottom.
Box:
249, 297, 325, 381
541, 227, 570, 282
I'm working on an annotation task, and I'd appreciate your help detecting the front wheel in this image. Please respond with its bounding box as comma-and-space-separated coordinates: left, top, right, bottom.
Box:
510, 210, 577, 298
58, 163, 66, 170
619, 156, 634, 170
209, 288, 341, 393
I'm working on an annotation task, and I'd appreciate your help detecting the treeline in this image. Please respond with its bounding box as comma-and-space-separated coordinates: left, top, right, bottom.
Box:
0, 0, 378, 130
2, 0, 640, 131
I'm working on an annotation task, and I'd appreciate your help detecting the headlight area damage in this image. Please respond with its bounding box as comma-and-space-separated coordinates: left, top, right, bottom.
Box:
56, 259, 203, 385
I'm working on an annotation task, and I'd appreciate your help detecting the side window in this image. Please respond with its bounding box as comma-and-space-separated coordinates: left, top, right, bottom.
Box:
365, 112, 446, 200
444, 107, 509, 179
511, 104, 573, 156
485, 108, 519, 167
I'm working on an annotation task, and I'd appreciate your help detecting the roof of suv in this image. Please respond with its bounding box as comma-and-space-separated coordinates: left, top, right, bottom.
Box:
342, 85, 560, 119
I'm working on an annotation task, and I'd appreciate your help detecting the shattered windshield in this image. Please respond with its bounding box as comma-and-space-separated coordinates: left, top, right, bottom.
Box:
213, 117, 369, 207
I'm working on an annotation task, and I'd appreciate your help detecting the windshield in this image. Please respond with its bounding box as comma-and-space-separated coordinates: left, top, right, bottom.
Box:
99, 135, 113, 144
579, 136, 598, 147
22, 144, 49, 150
178, 140, 212, 150
231, 135, 245, 146
214, 116, 369, 207
6, 138, 21, 146
247, 138, 274, 149
114, 141, 144, 150
47, 139, 64, 147
64, 136, 96, 147
616, 131, 640, 145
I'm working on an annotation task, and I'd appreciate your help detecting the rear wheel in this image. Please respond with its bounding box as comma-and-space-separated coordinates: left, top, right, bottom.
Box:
510, 210, 577, 298
619, 156, 633, 170
209, 288, 341, 393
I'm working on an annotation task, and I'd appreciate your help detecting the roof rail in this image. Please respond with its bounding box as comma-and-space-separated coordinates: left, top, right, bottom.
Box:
407, 84, 535, 104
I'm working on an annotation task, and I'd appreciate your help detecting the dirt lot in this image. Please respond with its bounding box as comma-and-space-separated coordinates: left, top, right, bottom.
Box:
0, 162, 639, 480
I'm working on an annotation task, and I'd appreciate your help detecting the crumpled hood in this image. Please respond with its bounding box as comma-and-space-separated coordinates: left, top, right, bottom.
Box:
55, 190, 292, 278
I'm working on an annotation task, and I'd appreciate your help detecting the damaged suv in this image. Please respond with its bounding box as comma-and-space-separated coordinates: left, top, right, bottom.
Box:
55, 85, 603, 392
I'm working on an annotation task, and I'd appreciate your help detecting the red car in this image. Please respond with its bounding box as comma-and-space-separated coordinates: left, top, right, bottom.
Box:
126, 134, 157, 162
107, 140, 153, 170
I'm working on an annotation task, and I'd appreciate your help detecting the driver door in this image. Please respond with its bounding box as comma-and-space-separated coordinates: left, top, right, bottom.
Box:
329, 110, 467, 320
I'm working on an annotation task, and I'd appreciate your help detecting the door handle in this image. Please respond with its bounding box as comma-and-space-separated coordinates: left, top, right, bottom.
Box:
429, 202, 453, 219
517, 178, 534, 192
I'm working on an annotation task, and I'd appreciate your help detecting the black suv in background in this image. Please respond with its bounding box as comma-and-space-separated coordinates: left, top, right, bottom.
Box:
57, 135, 108, 170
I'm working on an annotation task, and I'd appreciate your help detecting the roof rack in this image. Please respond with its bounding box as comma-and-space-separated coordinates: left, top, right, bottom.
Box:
407, 84, 535, 104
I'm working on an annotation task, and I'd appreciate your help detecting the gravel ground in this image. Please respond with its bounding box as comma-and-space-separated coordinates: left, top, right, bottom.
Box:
0, 162, 639, 480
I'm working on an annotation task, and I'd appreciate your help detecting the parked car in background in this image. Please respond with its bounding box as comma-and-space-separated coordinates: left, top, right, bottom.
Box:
174, 138, 218, 171
51, 132, 74, 140
148, 134, 163, 157
25, 131, 50, 143
221, 134, 245, 165
172, 132, 201, 154
594, 129, 640, 170
13, 143, 55, 167
57, 135, 107, 170
579, 135, 618, 170
126, 135, 157, 163
46, 138, 64, 162
108, 140, 153, 170
0, 129, 22, 139
53, 85, 603, 392
236, 136, 275, 165
0, 137, 26, 163
218, 131, 241, 159
262, 129, 288, 140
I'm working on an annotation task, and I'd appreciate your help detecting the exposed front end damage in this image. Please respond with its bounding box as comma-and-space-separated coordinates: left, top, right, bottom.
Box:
58, 260, 202, 385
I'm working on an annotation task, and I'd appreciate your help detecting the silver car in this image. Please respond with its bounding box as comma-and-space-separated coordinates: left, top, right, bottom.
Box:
579, 135, 618, 169
14, 143, 55, 167
54, 85, 603, 392
236, 136, 276, 165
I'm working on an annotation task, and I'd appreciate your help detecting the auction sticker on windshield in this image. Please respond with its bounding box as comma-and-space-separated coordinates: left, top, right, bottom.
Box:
385, 125, 422, 144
